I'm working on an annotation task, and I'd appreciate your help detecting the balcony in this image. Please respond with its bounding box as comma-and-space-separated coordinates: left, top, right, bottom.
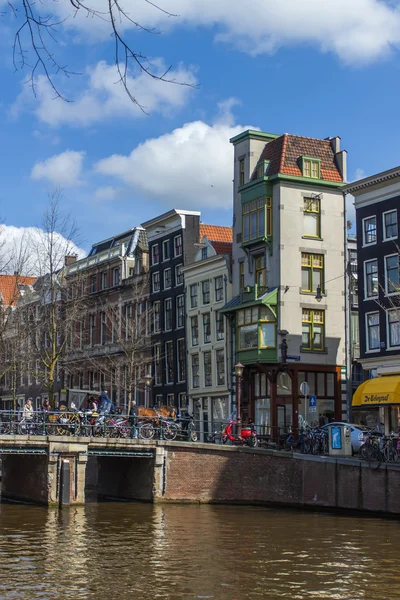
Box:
66, 245, 124, 274
240, 284, 268, 303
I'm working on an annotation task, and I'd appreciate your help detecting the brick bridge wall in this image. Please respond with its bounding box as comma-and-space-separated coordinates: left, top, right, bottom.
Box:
160, 443, 400, 515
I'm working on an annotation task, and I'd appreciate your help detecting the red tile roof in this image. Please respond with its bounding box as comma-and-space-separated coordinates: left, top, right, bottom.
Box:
0, 275, 36, 307
254, 134, 343, 183
199, 224, 232, 243
211, 241, 232, 261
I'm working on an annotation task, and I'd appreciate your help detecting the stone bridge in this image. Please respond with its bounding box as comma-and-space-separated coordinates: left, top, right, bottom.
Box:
1, 435, 400, 515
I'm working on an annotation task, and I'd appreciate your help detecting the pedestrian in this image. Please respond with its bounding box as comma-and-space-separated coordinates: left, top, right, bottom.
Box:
129, 401, 138, 439
42, 398, 50, 412
23, 398, 34, 430
98, 390, 114, 415
88, 396, 97, 412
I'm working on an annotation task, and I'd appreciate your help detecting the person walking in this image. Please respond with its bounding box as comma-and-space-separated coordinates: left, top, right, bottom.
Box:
22, 398, 34, 434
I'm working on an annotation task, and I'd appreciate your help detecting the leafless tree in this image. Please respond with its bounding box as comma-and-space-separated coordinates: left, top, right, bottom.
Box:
4, 0, 194, 108
18, 192, 85, 407
65, 270, 152, 414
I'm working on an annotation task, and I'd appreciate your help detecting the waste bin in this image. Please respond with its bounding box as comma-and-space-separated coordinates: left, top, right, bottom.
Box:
328, 425, 352, 456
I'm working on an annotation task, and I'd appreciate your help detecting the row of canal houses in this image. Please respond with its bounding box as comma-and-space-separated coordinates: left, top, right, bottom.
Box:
2, 127, 399, 437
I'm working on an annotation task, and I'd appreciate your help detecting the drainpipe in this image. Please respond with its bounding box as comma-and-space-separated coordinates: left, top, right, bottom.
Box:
343, 191, 352, 422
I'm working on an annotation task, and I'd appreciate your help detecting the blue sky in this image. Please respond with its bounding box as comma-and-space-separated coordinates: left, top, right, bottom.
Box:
1, 0, 400, 251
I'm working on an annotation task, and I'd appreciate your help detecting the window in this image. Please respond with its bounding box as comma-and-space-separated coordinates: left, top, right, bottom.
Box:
239, 159, 245, 186
113, 268, 120, 286
366, 312, 380, 351
215, 276, 224, 302
388, 310, 400, 348
152, 244, 160, 265
363, 216, 377, 246
203, 313, 211, 343
192, 354, 200, 388
164, 268, 172, 290
191, 316, 199, 346
255, 255, 267, 288
239, 262, 245, 290
385, 255, 400, 294
154, 344, 162, 385
257, 161, 270, 179
89, 314, 96, 346
100, 312, 106, 345
176, 295, 185, 328
237, 305, 276, 350
90, 275, 97, 293
365, 259, 378, 298
201, 247, 208, 260
152, 272, 160, 293
301, 253, 324, 293
175, 264, 184, 286
202, 280, 210, 304
190, 284, 198, 308
303, 158, 320, 179
162, 240, 170, 261
216, 350, 225, 385
303, 198, 321, 238
242, 197, 271, 243
164, 299, 172, 331
125, 304, 132, 340
174, 235, 183, 257
302, 309, 325, 351
102, 272, 108, 290
177, 339, 186, 382
165, 341, 174, 384
153, 301, 160, 333
216, 311, 224, 340
204, 352, 212, 387
383, 210, 398, 241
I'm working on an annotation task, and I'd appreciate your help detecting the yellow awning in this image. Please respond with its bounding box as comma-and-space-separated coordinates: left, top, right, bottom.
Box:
352, 375, 400, 407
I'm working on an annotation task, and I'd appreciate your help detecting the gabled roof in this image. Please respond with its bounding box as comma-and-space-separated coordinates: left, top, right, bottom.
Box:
0, 275, 36, 307
253, 134, 343, 183
199, 224, 232, 243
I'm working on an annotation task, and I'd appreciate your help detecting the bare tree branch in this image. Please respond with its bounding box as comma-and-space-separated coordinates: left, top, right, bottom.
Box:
4, 0, 196, 107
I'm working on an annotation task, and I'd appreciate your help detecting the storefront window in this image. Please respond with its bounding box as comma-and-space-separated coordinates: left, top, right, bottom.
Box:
277, 372, 292, 396
255, 398, 270, 433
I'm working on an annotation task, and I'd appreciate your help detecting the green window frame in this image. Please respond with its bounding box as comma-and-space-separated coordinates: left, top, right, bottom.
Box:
301, 253, 324, 293
302, 309, 325, 351
255, 255, 267, 288
237, 306, 276, 350
302, 157, 321, 179
242, 197, 272, 243
256, 160, 270, 179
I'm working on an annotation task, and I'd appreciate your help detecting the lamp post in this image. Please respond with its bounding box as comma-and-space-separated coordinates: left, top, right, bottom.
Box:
235, 362, 244, 437
144, 374, 153, 408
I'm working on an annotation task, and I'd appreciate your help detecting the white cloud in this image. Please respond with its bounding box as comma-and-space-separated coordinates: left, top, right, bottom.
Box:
94, 105, 255, 209
354, 168, 366, 181
1, 225, 85, 277
31, 151, 85, 187
94, 186, 125, 201
50, 0, 400, 64
15, 59, 196, 127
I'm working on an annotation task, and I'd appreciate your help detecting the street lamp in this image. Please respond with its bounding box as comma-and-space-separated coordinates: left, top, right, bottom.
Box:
235, 362, 244, 437
315, 285, 323, 302
144, 374, 153, 408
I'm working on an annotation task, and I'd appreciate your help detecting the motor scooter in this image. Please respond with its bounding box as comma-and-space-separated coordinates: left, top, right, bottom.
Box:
222, 418, 258, 447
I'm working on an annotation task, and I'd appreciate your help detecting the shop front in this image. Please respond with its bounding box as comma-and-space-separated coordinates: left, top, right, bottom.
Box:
352, 375, 400, 433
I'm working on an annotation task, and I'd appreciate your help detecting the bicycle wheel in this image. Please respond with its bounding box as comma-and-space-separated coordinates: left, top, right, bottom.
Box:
139, 423, 155, 440
163, 423, 178, 441
312, 438, 321, 455
248, 435, 258, 448
301, 439, 311, 454
359, 443, 368, 460
189, 429, 198, 442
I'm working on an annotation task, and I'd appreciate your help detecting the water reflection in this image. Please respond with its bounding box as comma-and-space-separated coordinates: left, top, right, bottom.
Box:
0, 503, 398, 599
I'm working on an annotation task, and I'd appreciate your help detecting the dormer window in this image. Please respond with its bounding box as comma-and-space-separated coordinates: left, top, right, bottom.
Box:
302, 158, 320, 179
257, 161, 270, 179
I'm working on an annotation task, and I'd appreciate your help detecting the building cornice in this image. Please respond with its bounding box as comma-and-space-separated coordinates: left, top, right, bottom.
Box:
230, 130, 280, 145
343, 166, 400, 195
141, 209, 200, 230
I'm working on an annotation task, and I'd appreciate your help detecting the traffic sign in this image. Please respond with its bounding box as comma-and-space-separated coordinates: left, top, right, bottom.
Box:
287, 355, 301, 362
309, 395, 317, 413
300, 381, 310, 396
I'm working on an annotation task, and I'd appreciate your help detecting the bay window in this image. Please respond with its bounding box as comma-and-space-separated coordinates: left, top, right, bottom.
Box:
242, 197, 271, 243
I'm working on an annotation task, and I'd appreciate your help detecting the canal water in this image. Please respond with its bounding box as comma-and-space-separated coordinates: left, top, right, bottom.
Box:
0, 503, 398, 600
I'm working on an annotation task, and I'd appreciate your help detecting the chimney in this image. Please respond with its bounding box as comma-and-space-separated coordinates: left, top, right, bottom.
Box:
329, 136, 341, 154
65, 255, 78, 267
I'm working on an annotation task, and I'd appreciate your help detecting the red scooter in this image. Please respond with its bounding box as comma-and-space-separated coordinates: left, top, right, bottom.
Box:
222, 419, 258, 447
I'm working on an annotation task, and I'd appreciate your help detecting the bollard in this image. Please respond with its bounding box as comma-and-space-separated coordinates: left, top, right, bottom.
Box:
59, 460, 71, 508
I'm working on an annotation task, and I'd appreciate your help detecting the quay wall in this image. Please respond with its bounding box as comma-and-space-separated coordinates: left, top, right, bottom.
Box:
159, 443, 400, 515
